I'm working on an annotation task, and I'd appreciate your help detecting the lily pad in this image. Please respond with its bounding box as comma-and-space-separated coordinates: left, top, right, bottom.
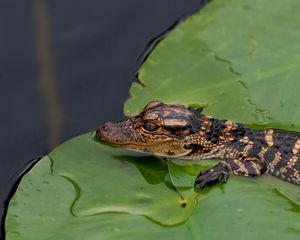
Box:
5, 0, 300, 239
5, 156, 192, 240
6, 133, 197, 227
125, 0, 300, 131
6, 150, 300, 240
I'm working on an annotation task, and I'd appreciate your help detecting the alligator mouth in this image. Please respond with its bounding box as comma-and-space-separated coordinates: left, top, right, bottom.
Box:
103, 141, 193, 159
96, 128, 173, 147
96, 123, 192, 157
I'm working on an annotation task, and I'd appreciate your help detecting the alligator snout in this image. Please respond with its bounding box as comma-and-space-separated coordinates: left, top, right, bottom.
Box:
96, 122, 115, 141
96, 119, 139, 145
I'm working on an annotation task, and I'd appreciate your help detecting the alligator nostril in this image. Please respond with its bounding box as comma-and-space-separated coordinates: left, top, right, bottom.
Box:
96, 123, 108, 136
96, 123, 108, 140
101, 124, 108, 131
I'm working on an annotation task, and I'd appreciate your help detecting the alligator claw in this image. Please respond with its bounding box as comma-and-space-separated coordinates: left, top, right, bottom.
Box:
194, 169, 229, 189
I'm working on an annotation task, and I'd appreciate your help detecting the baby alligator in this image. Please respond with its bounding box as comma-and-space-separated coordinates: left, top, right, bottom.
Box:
96, 101, 300, 188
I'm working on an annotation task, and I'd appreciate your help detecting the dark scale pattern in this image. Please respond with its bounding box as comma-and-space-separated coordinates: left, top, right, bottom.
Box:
230, 123, 246, 138
263, 148, 276, 163
247, 129, 266, 145
248, 144, 263, 157
274, 132, 298, 154
204, 118, 226, 143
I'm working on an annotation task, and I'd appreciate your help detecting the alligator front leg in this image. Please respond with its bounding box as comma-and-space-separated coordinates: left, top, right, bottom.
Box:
194, 158, 267, 188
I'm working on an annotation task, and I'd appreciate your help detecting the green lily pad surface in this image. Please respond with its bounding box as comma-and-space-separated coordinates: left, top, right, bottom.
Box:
6, 0, 300, 239
125, 0, 300, 131
48, 133, 196, 225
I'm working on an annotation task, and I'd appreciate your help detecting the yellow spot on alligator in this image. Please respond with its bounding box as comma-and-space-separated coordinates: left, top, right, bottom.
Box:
265, 129, 274, 148
164, 118, 188, 126
224, 120, 233, 132
271, 151, 282, 168
292, 139, 300, 155
287, 155, 298, 168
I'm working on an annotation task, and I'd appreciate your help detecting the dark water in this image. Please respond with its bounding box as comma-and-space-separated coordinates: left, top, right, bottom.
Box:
0, 0, 208, 238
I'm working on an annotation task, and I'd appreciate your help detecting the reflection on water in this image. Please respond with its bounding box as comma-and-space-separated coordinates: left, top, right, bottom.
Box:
35, 0, 63, 149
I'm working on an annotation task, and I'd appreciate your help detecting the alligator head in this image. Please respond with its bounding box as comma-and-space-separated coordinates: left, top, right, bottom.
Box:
96, 101, 205, 158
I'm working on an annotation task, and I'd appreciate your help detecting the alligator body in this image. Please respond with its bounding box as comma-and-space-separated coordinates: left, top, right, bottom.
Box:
97, 101, 300, 188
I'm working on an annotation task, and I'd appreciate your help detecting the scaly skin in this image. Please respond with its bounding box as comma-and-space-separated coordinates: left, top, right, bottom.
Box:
96, 101, 300, 188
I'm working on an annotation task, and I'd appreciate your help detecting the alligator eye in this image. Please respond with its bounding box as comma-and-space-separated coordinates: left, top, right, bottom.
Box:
143, 122, 159, 132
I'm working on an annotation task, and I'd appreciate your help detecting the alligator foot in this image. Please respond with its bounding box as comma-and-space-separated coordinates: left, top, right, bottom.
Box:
194, 163, 229, 189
